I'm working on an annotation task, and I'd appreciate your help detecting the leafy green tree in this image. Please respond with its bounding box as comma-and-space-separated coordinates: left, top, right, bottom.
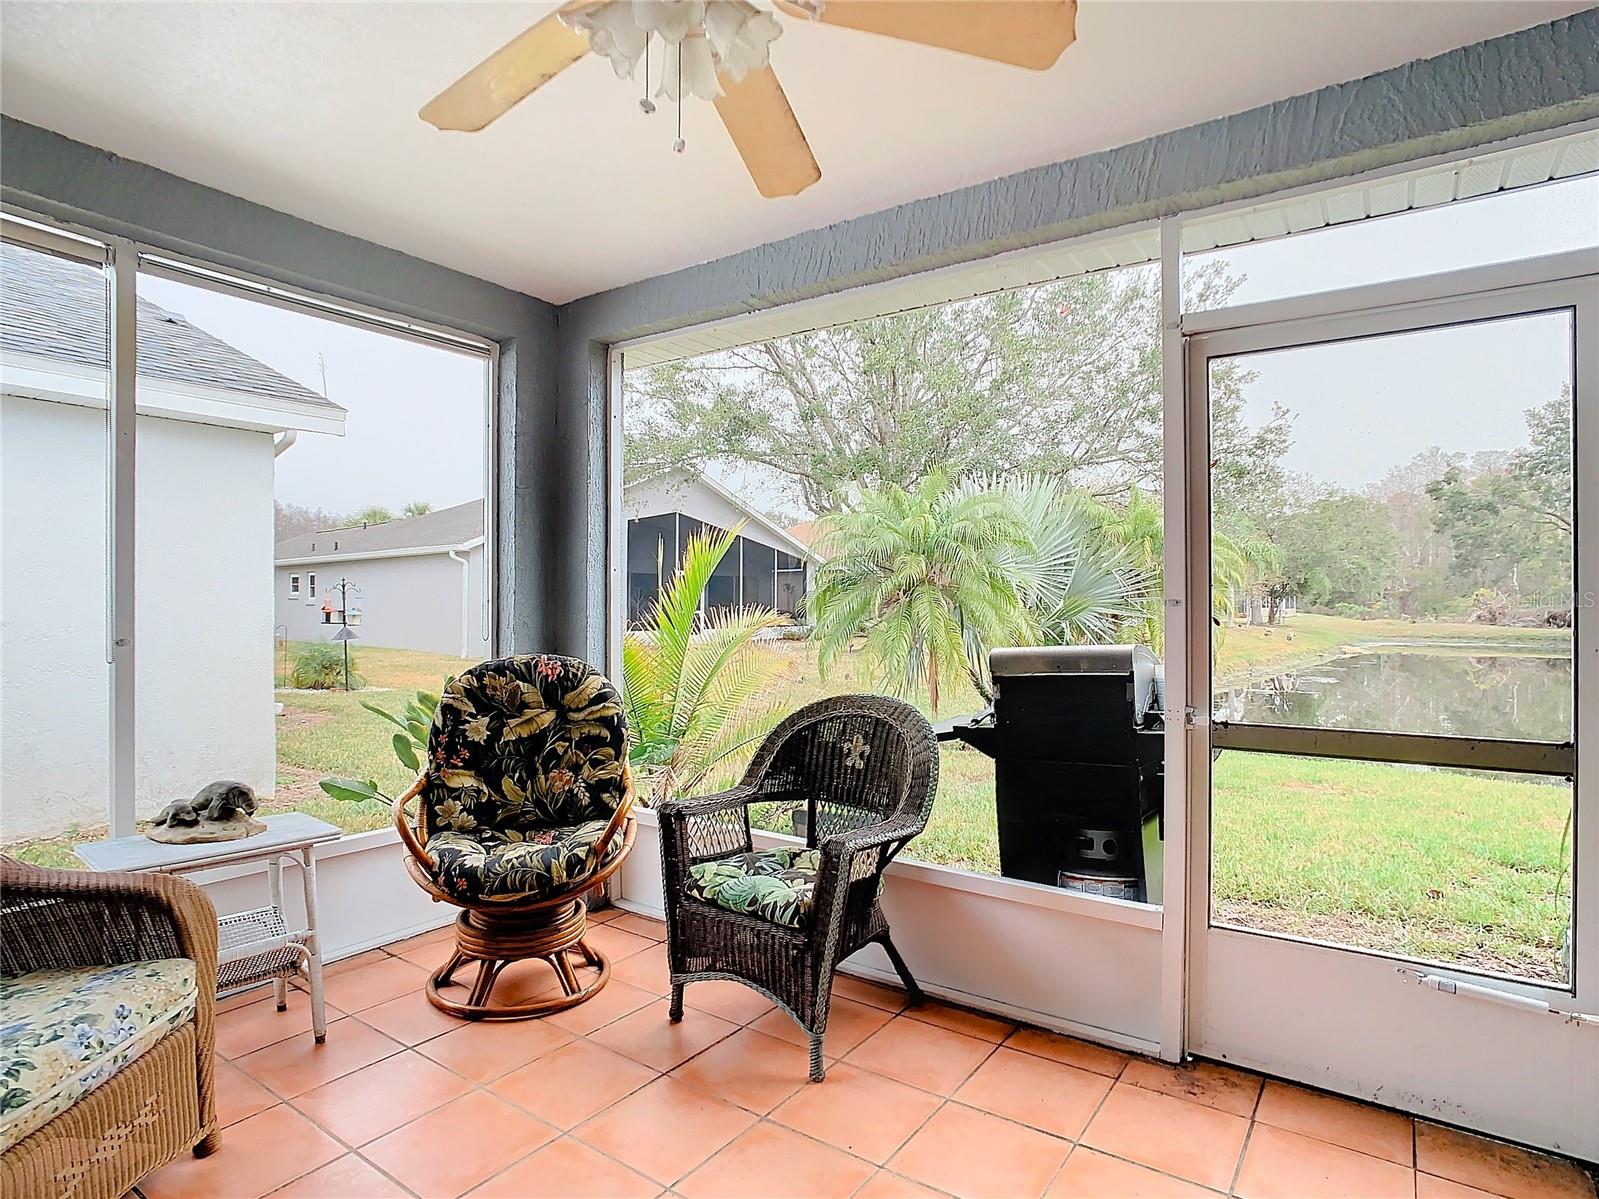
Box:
1272, 493, 1399, 608
1090, 486, 1278, 640
966, 475, 1149, 654
622, 525, 787, 804
348, 505, 393, 525
1371, 448, 1462, 617
400, 500, 433, 518
626, 263, 1288, 515
1426, 390, 1573, 600
275, 500, 338, 541
810, 474, 1029, 714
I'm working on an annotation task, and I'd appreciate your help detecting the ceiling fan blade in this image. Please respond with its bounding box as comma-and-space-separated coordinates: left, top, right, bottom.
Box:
774, 0, 1077, 70
420, 8, 591, 132
713, 66, 821, 199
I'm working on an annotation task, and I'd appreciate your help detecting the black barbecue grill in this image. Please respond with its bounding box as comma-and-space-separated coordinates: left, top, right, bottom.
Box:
939, 645, 1165, 901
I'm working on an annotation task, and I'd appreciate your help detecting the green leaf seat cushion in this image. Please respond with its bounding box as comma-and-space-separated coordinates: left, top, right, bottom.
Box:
685, 847, 822, 929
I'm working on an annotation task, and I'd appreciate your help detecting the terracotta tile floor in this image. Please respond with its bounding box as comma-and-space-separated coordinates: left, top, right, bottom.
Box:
138, 914, 1598, 1199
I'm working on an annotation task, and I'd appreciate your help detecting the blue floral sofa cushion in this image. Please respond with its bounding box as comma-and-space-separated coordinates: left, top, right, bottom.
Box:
427, 821, 622, 902
685, 847, 822, 929
0, 958, 197, 1152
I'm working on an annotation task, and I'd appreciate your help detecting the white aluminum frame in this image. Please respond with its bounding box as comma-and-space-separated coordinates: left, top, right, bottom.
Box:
2, 204, 502, 840
1182, 254, 1598, 1156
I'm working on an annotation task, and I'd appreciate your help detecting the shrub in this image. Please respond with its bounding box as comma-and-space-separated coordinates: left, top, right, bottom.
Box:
289, 642, 363, 690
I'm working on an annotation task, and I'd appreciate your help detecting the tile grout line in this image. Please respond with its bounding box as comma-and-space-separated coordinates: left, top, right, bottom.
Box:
1224, 1073, 1268, 1197
1032, 1049, 1131, 1198
214, 931, 1547, 1199
230, 981, 1140, 1199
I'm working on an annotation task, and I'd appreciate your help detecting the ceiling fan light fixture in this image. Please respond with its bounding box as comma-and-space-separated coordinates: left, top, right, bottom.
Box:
636, 0, 706, 44
705, 2, 782, 81
657, 32, 722, 100
563, 0, 783, 94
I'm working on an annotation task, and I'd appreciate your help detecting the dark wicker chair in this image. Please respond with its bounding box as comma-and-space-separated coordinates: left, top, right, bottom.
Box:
659, 694, 938, 1081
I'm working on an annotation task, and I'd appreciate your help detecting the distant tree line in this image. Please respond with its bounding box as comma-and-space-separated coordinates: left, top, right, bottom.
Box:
274, 499, 434, 541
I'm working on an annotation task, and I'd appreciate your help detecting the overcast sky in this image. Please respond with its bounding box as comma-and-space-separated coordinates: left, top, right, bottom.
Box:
1196, 175, 1595, 492
139, 275, 488, 519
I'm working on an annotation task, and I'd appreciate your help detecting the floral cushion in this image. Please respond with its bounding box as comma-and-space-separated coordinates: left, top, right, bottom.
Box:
685, 847, 822, 929
0, 958, 197, 1152
427, 820, 622, 902
423, 656, 628, 838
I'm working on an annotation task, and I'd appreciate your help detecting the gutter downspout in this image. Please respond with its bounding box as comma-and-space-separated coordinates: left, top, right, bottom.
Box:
448, 548, 471, 659
273, 430, 298, 457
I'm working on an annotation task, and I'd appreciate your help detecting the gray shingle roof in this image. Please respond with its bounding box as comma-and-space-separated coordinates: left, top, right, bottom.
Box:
2, 242, 341, 410
275, 500, 484, 561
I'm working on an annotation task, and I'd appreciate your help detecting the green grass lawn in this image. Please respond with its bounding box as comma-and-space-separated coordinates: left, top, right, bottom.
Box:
5, 616, 1573, 981
1211, 753, 1571, 983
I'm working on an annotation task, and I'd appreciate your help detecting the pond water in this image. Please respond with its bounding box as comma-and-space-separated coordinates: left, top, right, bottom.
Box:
1214, 644, 1573, 743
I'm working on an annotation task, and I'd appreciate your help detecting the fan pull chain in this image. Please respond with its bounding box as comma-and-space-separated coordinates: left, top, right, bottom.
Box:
673, 43, 686, 153
639, 34, 655, 114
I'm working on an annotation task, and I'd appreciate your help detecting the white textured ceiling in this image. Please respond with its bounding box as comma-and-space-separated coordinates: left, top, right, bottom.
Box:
0, 1, 1588, 303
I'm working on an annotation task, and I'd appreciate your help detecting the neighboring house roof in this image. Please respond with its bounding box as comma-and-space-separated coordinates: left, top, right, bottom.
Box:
2, 241, 345, 425
624, 468, 819, 564
275, 500, 484, 564
786, 520, 818, 547
279, 473, 812, 567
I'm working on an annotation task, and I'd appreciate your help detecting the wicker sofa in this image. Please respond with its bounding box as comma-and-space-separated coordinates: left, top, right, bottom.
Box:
0, 856, 219, 1199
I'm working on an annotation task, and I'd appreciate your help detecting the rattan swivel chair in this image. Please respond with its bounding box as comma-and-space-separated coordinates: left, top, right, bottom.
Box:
394, 654, 636, 1019
659, 695, 938, 1080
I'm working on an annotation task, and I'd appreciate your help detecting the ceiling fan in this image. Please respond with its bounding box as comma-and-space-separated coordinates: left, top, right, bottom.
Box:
419, 1, 1078, 199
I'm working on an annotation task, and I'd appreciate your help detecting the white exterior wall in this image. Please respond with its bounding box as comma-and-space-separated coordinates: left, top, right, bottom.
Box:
1, 396, 276, 838
623, 474, 753, 532
275, 548, 489, 659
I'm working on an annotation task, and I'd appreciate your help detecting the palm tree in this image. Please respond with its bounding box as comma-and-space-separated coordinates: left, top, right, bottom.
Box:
621, 524, 787, 804
1096, 487, 1281, 640
1090, 484, 1165, 648
810, 473, 1033, 714
969, 475, 1149, 640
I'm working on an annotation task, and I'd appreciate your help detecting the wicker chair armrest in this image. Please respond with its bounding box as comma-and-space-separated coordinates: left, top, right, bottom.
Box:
393, 774, 433, 869
822, 812, 926, 861
658, 786, 756, 886
657, 785, 759, 822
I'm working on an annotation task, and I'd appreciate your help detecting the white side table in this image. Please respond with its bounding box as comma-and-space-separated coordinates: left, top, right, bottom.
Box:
75, 812, 341, 1043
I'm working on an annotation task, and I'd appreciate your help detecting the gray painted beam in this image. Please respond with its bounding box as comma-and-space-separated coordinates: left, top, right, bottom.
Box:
551, 11, 1599, 660
0, 117, 560, 651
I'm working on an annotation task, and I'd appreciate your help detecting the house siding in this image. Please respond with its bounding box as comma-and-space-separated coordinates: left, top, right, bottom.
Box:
1, 396, 276, 837
274, 547, 490, 660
